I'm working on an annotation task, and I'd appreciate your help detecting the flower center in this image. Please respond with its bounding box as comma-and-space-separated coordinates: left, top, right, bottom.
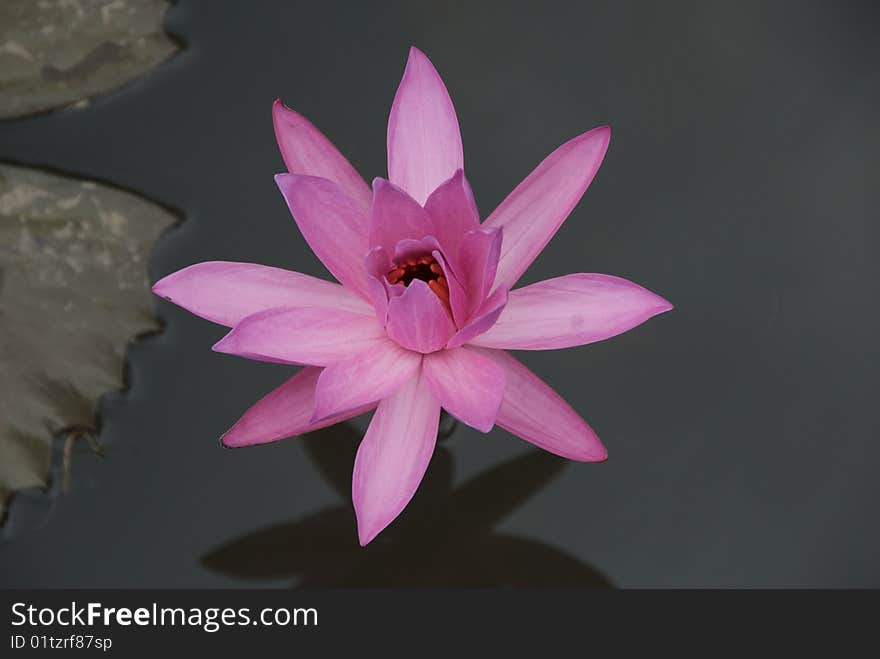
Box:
386, 254, 450, 307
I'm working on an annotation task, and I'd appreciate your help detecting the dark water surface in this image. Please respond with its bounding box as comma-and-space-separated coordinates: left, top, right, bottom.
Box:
0, 0, 877, 587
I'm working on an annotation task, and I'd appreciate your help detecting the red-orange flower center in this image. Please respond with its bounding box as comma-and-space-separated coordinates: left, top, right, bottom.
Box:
386, 254, 450, 308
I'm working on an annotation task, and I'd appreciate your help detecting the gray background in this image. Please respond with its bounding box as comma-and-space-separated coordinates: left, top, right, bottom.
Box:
1, 0, 877, 587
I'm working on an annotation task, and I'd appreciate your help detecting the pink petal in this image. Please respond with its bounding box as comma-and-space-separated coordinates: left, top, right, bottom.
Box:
423, 169, 480, 256
272, 99, 371, 212
456, 226, 502, 316
311, 340, 422, 423
365, 245, 393, 279
393, 238, 434, 261
385, 279, 456, 353
481, 348, 607, 461
221, 367, 375, 448
484, 126, 611, 290
430, 247, 469, 328
212, 306, 386, 366
422, 347, 504, 432
387, 47, 463, 204
152, 261, 371, 327
364, 246, 401, 327
385, 235, 471, 330
447, 286, 508, 348
470, 273, 673, 350
353, 370, 440, 545
275, 174, 371, 300
367, 276, 390, 327
368, 178, 434, 255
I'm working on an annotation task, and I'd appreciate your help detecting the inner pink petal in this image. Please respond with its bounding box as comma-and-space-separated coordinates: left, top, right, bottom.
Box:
368, 237, 486, 352
455, 226, 503, 319
368, 178, 435, 256
385, 236, 469, 326
423, 169, 480, 257
385, 279, 456, 353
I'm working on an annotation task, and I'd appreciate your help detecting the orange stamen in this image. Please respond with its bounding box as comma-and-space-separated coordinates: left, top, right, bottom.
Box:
386, 253, 452, 313
428, 278, 450, 308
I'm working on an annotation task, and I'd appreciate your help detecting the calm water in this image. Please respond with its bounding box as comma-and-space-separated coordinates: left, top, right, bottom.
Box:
1, 0, 877, 587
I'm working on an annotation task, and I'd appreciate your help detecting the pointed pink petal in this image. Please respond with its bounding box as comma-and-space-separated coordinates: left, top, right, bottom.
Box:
312, 341, 422, 422
387, 47, 464, 204
385, 279, 456, 353
273, 99, 371, 212
367, 277, 388, 327
368, 178, 434, 254
430, 247, 469, 328
457, 226, 502, 315
447, 286, 508, 348
423, 169, 480, 256
422, 347, 504, 432
353, 370, 440, 545
470, 273, 673, 350
365, 245, 393, 277
212, 306, 386, 366
275, 173, 371, 300
152, 261, 371, 327
394, 237, 437, 262
484, 126, 611, 290
480, 348, 607, 461
364, 246, 405, 327
221, 367, 375, 447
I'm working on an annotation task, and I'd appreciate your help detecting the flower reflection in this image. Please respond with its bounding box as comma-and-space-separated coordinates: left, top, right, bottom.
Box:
202, 422, 612, 587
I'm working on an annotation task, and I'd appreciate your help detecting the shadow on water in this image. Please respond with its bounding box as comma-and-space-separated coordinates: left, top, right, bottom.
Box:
201, 422, 612, 588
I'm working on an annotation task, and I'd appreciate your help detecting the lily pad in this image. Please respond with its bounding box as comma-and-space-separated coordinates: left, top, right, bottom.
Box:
0, 162, 176, 519
0, 0, 179, 119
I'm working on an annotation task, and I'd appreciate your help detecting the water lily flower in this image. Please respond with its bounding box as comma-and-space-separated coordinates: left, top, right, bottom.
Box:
153, 47, 672, 546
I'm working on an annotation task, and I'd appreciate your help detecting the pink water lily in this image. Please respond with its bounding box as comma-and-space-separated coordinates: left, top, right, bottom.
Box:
153, 47, 672, 545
